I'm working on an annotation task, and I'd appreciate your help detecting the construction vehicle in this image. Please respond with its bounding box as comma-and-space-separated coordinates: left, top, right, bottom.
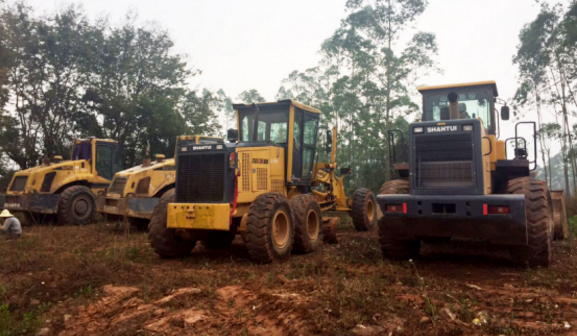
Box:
96, 136, 224, 227
148, 100, 377, 262
0, 138, 122, 225
378, 81, 568, 267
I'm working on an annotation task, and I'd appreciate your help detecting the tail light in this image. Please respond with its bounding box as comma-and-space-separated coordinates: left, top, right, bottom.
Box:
229, 152, 236, 169
488, 205, 510, 215
386, 203, 407, 214
484, 204, 510, 215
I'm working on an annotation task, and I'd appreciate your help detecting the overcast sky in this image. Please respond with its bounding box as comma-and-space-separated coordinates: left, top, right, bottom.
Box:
25, 0, 566, 157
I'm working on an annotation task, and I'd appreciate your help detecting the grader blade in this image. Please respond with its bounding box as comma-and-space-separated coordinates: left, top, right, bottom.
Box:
322, 217, 340, 244
551, 190, 569, 240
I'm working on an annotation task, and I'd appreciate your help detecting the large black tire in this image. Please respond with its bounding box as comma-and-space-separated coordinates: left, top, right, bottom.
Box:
351, 188, 377, 231
290, 194, 322, 254
57, 186, 96, 225
245, 193, 294, 263
507, 177, 553, 267
377, 179, 420, 260
148, 190, 196, 258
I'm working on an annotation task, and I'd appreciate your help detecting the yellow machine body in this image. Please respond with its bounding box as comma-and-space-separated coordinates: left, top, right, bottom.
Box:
1, 138, 121, 215
98, 136, 223, 220
166, 101, 356, 231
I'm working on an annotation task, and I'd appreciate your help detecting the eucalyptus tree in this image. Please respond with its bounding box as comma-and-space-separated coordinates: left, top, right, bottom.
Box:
279, 0, 439, 191
236, 89, 265, 104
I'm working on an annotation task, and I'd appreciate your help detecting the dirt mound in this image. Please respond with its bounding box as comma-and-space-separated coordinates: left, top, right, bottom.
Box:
56, 284, 308, 336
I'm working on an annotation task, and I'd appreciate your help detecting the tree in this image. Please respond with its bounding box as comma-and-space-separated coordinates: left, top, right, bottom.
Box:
236, 89, 265, 104
279, 0, 439, 191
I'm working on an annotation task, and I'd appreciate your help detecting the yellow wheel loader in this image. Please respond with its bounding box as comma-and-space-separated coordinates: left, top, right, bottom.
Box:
148, 100, 377, 262
377, 81, 568, 267
96, 136, 224, 228
0, 138, 122, 225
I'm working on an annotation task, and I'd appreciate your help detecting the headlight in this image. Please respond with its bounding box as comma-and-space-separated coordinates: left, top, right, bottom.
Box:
463, 125, 474, 132
414, 127, 424, 134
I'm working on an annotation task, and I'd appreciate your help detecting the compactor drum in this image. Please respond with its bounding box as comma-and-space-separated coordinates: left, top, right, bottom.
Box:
148, 100, 376, 262
378, 81, 567, 267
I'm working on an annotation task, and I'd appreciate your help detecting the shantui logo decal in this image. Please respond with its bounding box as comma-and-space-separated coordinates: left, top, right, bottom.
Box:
427, 125, 458, 133
192, 145, 213, 150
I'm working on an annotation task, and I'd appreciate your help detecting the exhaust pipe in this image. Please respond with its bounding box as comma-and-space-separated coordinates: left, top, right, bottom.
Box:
448, 92, 459, 120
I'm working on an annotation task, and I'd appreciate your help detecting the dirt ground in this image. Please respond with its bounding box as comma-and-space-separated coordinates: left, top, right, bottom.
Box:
1, 218, 577, 336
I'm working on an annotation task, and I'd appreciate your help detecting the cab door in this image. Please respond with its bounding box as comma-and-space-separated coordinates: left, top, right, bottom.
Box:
291, 108, 319, 183
95, 142, 123, 181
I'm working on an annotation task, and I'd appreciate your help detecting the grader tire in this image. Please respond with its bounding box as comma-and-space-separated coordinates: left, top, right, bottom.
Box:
551, 191, 569, 240
245, 193, 294, 263
351, 188, 377, 231
148, 190, 196, 259
57, 186, 96, 225
290, 194, 322, 254
378, 179, 420, 260
507, 177, 552, 267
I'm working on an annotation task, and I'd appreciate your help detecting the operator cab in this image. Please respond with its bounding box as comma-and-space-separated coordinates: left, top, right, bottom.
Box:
420, 81, 498, 135
234, 100, 321, 185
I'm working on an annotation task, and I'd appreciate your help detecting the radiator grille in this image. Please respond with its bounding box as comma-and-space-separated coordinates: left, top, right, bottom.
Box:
271, 179, 284, 193
241, 153, 251, 191
256, 168, 268, 190
176, 154, 225, 202
108, 176, 127, 195
9, 176, 28, 192
415, 133, 475, 189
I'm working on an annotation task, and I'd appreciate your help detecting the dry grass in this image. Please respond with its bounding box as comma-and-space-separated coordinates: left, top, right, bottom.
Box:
0, 218, 576, 336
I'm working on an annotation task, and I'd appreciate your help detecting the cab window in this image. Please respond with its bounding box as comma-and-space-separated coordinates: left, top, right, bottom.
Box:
239, 108, 289, 143
423, 88, 493, 131
96, 143, 122, 180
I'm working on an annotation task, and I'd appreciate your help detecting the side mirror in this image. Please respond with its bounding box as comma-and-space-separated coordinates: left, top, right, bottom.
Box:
227, 129, 239, 143
326, 130, 332, 153
501, 106, 510, 121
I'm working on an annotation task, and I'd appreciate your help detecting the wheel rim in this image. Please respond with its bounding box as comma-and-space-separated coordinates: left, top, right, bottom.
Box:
272, 209, 290, 249
366, 198, 375, 222
73, 196, 92, 219
306, 209, 320, 241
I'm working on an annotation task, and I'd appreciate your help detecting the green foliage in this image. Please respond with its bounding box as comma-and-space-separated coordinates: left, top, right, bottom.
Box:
279, 0, 438, 191
0, 4, 222, 170
569, 215, 577, 237
236, 89, 265, 104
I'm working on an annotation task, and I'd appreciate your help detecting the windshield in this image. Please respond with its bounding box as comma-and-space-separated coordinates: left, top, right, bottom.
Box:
239, 108, 289, 143
423, 88, 493, 130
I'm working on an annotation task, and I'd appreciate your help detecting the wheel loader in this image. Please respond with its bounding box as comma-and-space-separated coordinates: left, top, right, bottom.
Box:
148, 100, 377, 262
0, 138, 122, 225
377, 81, 568, 267
96, 136, 224, 228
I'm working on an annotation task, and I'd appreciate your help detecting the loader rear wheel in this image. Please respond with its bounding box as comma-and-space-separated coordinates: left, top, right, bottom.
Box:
58, 186, 95, 225
507, 177, 552, 267
351, 188, 377, 231
246, 193, 294, 263
291, 194, 322, 254
148, 190, 196, 259
378, 179, 419, 260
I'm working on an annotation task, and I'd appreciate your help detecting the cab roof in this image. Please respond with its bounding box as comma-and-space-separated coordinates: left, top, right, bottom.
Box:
233, 100, 321, 114
418, 81, 498, 97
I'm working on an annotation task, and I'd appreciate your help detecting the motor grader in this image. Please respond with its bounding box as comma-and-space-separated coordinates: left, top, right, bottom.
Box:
148, 100, 377, 262
378, 81, 568, 267
0, 138, 122, 225
96, 136, 224, 228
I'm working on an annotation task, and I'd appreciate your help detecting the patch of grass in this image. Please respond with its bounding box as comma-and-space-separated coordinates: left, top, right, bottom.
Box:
0, 303, 48, 336
569, 215, 577, 237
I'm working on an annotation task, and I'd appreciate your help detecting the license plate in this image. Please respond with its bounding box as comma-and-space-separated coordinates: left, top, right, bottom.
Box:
4, 203, 20, 208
